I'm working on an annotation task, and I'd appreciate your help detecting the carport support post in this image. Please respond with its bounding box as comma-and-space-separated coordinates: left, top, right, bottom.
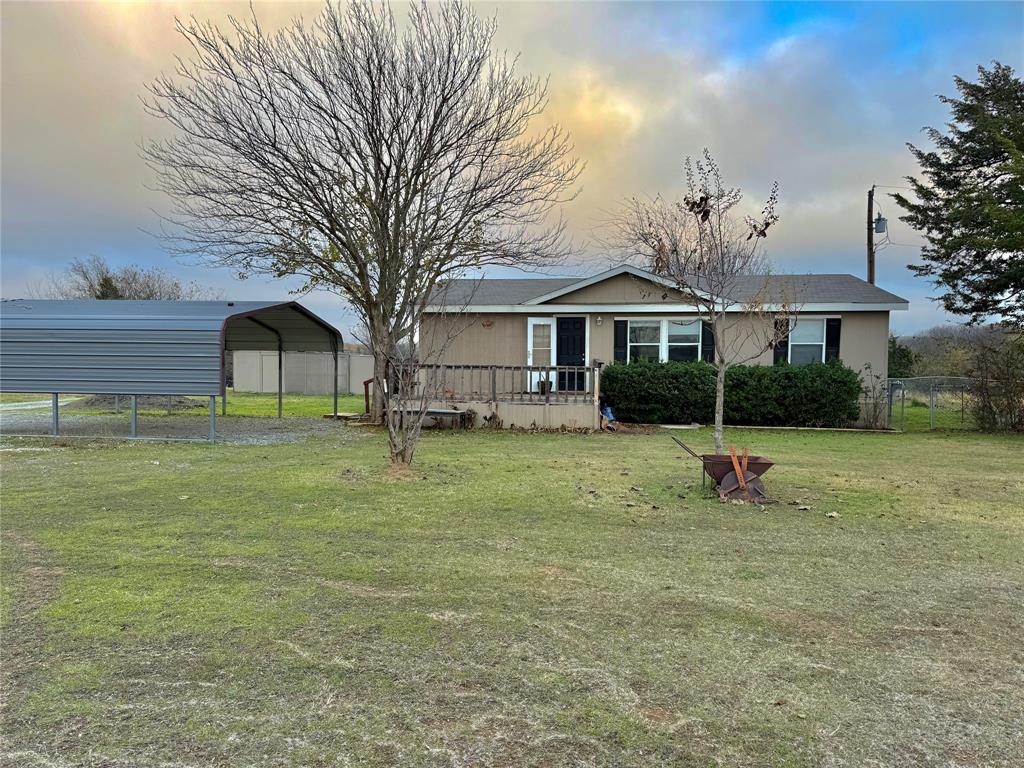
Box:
209, 396, 216, 442
51, 393, 59, 436
130, 396, 138, 437
333, 342, 339, 417
277, 343, 283, 418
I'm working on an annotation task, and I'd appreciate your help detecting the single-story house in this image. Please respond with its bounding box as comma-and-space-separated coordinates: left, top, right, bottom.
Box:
417, 265, 908, 428
423, 265, 907, 376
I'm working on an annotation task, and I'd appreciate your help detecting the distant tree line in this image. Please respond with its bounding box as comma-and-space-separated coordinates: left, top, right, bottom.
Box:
891, 324, 1010, 378
35, 255, 220, 300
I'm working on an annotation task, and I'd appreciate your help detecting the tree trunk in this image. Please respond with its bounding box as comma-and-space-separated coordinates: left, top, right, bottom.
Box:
713, 363, 726, 454
368, 312, 388, 424
367, 313, 425, 468
371, 351, 387, 424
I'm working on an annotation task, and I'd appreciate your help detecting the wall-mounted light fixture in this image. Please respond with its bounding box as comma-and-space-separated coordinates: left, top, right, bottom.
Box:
595, 315, 603, 326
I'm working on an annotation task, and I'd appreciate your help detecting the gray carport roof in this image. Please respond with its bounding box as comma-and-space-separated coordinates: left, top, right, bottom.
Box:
0, 299, 343, 396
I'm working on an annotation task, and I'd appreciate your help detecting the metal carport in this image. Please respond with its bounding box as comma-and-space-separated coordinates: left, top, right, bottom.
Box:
0, 299, 343, 440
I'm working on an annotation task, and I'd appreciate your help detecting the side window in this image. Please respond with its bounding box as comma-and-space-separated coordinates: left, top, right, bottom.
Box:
789, 318, 825, 365
667, 319, 701, 362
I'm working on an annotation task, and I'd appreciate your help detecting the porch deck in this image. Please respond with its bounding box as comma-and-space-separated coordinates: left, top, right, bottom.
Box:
419, 364, 602, 429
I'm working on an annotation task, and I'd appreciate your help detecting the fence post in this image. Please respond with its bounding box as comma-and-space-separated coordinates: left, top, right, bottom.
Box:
929, 385, 936, 430
130, 396, 138, 437
51, 393, 59, 436
901, 385, 906, 431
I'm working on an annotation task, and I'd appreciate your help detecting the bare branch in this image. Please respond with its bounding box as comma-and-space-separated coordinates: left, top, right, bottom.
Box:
603, 150, 799, 451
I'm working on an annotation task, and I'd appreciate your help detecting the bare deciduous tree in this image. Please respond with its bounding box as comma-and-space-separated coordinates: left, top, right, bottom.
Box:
33, 255, 218, 300
142, 1, 581, 466
606, 151, 795, 453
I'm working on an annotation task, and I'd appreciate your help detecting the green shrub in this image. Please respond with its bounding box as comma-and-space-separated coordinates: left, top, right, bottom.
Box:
600, 360, 861, 427
599, 360, 715, 424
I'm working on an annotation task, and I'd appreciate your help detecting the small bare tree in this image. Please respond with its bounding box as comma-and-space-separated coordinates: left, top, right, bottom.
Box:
607, 151, 795, 452
142, 1, 580, 466
34, 255, 218, 300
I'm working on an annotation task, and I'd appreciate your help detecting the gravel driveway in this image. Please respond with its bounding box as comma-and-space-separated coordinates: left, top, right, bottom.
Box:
0, 411, 345, 444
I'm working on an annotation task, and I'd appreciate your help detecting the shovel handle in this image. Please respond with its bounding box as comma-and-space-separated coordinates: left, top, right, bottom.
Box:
671, 436, 702, 460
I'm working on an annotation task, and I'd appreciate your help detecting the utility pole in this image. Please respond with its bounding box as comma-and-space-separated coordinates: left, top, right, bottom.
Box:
866, 185, 876, 285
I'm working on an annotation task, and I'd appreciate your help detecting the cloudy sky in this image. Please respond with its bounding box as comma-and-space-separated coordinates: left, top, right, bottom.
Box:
2, 1, 1022, 336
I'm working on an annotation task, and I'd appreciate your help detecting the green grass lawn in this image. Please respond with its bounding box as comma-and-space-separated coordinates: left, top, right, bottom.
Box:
2, 425, 1022, 766
0, 394, 57, 404
893, 398, 975, 432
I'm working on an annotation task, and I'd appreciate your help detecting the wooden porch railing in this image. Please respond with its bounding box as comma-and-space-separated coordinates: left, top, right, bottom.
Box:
412, 364, 602, 405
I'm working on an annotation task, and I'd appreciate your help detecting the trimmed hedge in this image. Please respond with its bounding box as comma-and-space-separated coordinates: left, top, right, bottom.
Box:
600, 360, 862, 427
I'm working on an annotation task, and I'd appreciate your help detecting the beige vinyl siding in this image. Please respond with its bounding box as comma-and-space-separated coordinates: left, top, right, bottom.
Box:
836, 311, 890, 380
419, 313, 527, 365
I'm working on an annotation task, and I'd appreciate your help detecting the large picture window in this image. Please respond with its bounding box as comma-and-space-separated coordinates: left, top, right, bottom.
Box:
789, 318, 825, 365
627, 319, 702, 362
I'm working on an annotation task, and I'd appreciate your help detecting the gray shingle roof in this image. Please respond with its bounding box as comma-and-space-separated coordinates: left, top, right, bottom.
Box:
430, 278, 579, 306
722, 274, 907, 304
431, 271, 907, 307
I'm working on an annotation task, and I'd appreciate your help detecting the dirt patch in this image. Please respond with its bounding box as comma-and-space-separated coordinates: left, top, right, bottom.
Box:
0, 532, 63, 726
639, 705, 678, 724
608, 422, 661, 434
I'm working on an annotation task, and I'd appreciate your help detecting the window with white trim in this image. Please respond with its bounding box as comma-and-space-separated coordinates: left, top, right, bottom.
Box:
627, 318, 702, 362
789, 318, 825, 365
627, 319, 660, 362
667, 319, 701, 362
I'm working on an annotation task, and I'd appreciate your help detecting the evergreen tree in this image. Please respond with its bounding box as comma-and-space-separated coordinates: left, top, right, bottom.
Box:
894, 63, 1024, 326
887, 335, 917, 378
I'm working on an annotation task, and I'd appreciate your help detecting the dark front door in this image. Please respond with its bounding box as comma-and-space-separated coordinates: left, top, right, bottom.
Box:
556, 317, 586, 391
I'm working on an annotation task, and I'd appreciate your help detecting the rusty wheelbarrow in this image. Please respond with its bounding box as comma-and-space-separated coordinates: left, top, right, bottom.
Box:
671, 436, 775, 502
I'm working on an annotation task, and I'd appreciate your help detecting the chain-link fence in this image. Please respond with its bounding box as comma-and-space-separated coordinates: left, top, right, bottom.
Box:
0, 394, 216, 440
887, 377, 975, 432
